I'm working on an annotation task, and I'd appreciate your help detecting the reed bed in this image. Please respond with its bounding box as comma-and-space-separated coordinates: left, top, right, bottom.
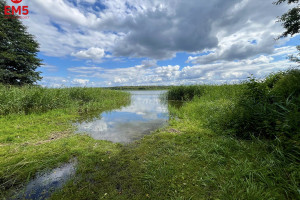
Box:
0, 85, 130, 115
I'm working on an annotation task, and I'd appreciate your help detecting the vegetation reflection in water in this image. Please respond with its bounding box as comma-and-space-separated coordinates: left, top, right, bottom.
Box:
75, 90, 169, 143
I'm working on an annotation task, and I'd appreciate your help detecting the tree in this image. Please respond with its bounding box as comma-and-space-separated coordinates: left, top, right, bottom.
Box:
275, 0, 300, 63
0, 0, 42, 85
275, 0, 300, 38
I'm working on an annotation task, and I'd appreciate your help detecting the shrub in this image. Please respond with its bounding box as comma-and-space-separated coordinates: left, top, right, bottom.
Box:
225, 69, 300, 143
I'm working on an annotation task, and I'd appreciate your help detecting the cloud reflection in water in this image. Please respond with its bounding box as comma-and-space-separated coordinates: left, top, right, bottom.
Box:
75, 90, 169, 143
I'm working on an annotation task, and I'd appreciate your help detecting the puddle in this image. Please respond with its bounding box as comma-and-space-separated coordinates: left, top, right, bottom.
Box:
11, 161, 76, 200
75, 90, 169, 143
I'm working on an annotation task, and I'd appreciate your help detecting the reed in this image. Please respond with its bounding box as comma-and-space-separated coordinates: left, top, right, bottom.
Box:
0, 85, 130, 115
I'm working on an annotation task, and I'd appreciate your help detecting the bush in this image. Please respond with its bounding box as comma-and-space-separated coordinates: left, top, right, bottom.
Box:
225, 69, 300, 143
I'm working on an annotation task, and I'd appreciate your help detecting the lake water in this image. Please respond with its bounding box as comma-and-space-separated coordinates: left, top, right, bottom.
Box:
75, 90, 169, 143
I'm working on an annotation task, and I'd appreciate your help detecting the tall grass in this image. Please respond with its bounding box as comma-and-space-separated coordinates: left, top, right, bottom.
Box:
165, 73, 300, 198
167, 84, 245, 129
167, 69, 300, 144
0, 85, 130, 115
223, 69, 300, 142
167, 85, 208, 101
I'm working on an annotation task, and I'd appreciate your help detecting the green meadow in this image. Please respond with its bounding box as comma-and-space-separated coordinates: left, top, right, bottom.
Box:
0, 69, 299, 199
0, 86, 130, 198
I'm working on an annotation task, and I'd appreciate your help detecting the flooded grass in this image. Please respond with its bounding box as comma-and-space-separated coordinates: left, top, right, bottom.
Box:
51, 85, 298, 199
0, 87, 130, 198
1, 78, 299, 199
11, 160, 77, 200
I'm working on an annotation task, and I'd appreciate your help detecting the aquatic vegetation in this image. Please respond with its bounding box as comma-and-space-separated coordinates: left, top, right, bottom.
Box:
0, 85, 130, 115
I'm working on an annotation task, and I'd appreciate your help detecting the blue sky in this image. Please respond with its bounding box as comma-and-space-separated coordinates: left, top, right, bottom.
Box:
11, 0, 300, 87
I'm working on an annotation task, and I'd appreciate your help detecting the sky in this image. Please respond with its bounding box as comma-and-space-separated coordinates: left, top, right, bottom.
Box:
8, 0, 300, 87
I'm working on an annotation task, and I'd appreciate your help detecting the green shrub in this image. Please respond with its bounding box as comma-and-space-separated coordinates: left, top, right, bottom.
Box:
225, 69, 300, 143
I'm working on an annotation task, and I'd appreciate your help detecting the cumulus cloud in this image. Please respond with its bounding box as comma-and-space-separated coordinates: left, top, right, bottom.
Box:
71, 47, 105, 60
41, 48, 296, 88
20, 0, 299, 87
39, 76, 69, 88
72, 78, 90, 86
187, 32, 279, 64
68, 62, 180, 86
66, 47, 298, 87
39, 77, 91, 87
23, 0, 291, 61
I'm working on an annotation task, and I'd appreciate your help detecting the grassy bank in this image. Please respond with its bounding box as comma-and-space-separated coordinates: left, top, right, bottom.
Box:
0, 86, 130, 198
1, 70, 299, 199
0, 85, 131, 115
48, 70, 298, 199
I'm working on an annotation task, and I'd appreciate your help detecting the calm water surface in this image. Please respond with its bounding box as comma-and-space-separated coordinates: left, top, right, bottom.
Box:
11, 161, 76, 200
75, 90, 169, 143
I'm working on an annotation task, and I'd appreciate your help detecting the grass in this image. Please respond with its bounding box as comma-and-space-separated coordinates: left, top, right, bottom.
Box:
167, 85, 208, 101
51, 122, 298, 199
52, 83, 298, 199
1, 74, 299, 199
0, 84, 130, 115
0, 86, 130, 198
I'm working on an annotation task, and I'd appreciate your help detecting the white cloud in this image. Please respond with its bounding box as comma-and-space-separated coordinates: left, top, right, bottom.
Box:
71, 78, 90, 86
71, 47, 105, 60
187, 29, 281, 64
65, 46, 298, 87
80, 0, 97, 4
22, 0, 293, 61
40, 64, 58, 72
39, 77, 90, 87
20, 0, 299, 87
39, 76, 69, 88
272, 46, 298, 57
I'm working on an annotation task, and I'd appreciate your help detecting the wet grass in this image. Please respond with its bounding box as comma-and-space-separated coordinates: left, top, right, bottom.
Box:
0, 86, 130, 198
1, 75, 299, 199
51, 82, 298, 199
